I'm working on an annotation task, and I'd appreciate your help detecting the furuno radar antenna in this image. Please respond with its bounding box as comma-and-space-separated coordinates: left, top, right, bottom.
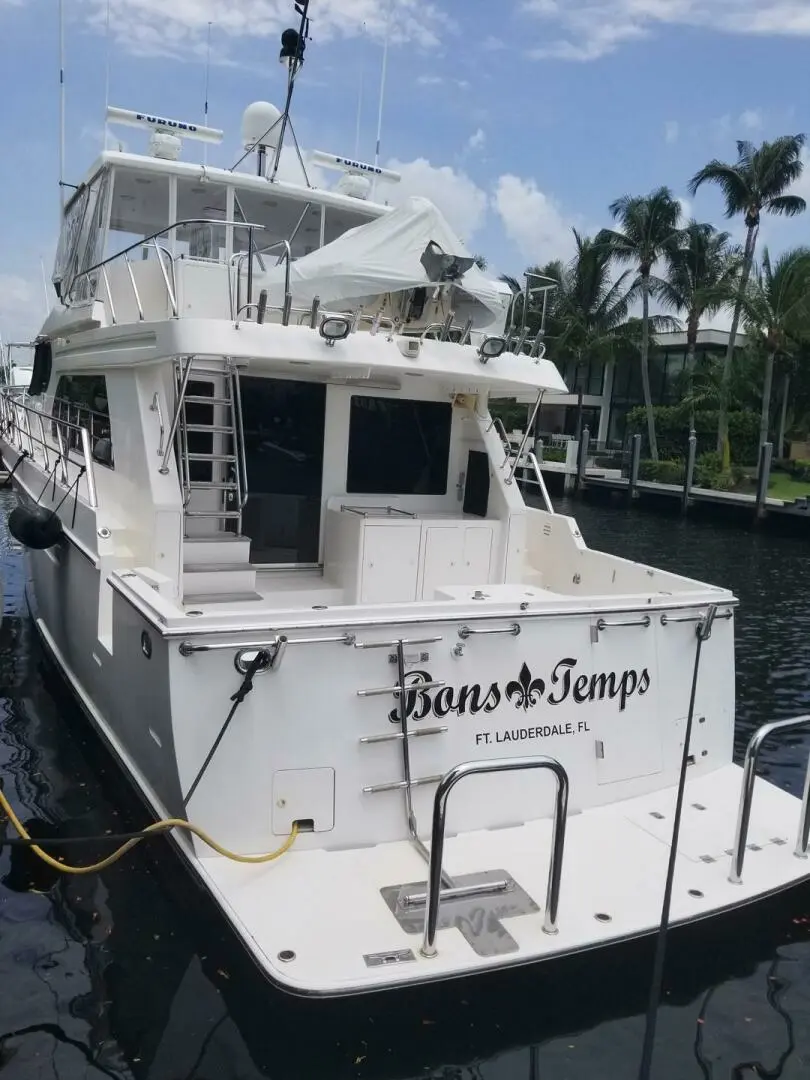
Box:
308, 150, 401, 201
105, 107, 223, 161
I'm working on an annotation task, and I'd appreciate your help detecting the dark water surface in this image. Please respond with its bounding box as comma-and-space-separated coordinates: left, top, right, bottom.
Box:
2, 491, 810, 1079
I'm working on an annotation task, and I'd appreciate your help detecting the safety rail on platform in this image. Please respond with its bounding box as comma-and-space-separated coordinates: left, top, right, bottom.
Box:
65, 218, 265, 324
0, 389, 100, 508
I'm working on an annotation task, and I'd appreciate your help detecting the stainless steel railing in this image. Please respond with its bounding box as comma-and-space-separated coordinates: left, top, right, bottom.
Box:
230, 238, 291, 323
419, 756, 569, 957
67, 218, 265, 325
729, 714, 810, 884
0, 389, 99, 508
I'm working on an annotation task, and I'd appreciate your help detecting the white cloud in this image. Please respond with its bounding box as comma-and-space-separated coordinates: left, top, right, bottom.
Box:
493, 175, 579, 264
0, 273, 48, 343
739, 108, 764, 131
86, 0, 452, 60
523, 1, 810, 61
383, 159, 488, 244
466, 128, 486, 154
664, 120, 679, 145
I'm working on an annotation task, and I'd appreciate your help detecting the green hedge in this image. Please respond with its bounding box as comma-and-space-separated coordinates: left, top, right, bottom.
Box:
786, 458, 810, 482
638, 459, 685, 484
539, 447, 566, 462
625, 406, 760, 465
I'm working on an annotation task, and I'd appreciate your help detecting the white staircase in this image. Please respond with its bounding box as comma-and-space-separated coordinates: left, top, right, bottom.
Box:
174, 357, 261, 604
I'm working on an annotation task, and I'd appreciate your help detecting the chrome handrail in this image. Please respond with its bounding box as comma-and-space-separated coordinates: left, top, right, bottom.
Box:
506, 389, 545, 485
68, 218, 265, 324
526, 451, 554, 514
420, 756, 569, 957
0, 389, 99, 508
729, 714, 810, 884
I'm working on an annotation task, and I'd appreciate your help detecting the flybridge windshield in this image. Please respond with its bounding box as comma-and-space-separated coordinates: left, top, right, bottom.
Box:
54, 161, 382, 274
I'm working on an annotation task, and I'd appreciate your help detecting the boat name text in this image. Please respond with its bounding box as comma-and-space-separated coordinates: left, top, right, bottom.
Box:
388, 658, 650, 724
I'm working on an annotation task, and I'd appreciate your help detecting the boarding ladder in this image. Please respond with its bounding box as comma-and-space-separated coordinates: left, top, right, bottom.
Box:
162, 355, 257, 603
356, 636, 569, 958
168, 355, 248, 538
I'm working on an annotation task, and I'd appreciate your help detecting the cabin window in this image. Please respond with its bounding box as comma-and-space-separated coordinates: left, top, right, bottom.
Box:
54, 186, 90, 296
52, 374, 114, 469
346, 396, 451, 495
106, 168, 171, 260
175, 178, 229, 261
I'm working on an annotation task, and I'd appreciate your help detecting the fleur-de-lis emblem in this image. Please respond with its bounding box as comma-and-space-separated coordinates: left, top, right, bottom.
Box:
505, 663, 545, 711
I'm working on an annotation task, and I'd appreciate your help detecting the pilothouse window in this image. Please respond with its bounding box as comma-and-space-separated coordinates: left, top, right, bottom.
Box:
52, 374, 114, 469
346, 397, 451, 496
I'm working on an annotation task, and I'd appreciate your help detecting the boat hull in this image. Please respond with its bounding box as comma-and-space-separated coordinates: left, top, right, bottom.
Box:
20, 537, 810, 997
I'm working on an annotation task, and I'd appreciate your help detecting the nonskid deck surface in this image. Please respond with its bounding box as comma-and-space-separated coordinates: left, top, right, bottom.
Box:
199, 764, 809, 995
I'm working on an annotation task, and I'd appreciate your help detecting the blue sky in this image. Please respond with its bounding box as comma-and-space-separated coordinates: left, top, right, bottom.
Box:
1, 0, 810, 341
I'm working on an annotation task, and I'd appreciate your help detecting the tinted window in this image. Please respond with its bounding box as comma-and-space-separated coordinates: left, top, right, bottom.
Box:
347, 397, 451, 495
52, 374, 113, 468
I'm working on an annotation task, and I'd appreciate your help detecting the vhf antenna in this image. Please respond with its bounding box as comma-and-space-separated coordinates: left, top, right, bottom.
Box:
268, 0, 311, 184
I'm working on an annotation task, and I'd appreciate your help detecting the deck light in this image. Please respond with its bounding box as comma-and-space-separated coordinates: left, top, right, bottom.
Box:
319, 316, 351, 346
478, 336, 506, 363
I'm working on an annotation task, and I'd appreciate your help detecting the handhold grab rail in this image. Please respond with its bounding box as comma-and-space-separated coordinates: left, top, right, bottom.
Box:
729, 714, 810, 884
420, 756, 569, 958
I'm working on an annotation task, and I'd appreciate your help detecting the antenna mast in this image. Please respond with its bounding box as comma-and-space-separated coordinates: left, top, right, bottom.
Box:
268, 0, 311, 184
372, 0, 392, 200
203, 22, 212, 165
103, 0, 111, 149
58, 0, 66, 211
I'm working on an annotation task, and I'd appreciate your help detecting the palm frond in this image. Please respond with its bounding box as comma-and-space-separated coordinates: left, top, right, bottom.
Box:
766, 194, 807, 217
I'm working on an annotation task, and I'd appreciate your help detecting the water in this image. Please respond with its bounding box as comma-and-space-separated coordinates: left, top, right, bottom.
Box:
2, 491, 810, 1079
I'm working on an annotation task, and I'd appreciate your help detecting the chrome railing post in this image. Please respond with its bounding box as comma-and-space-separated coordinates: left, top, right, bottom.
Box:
420, 756, 569, 958
527, 451, 554, 514
729, 714, 810, 883
150, 392, 165, 457
78, 427, 98, 508
101, 266, 117, 324
796, 758, 810, 859
246, 227, 254, 309
232, 366, 249, 516
123, 253, 144, 320
160, 355, 195, 476
506, 390, 545, 485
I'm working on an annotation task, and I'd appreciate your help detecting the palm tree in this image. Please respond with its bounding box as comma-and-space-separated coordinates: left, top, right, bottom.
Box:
658, 222, 742, 426
738, 246, 810, 449
542, 229, 639, 367
596, 187, 683, 460
689, 135, 807, 452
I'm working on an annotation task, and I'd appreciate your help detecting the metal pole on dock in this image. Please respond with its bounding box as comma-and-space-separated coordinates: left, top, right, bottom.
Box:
755, 441, 773, 521
628, 434, 641, 502
576, 426, 590, 493
682, 429, 697, 515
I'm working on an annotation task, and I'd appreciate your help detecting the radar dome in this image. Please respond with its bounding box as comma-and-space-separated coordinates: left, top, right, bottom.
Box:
241, 101, 282, 151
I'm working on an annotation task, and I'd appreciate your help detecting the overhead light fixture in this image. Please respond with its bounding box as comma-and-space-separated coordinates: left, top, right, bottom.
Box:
319, 315, 351, 346
477, 336, 506, 364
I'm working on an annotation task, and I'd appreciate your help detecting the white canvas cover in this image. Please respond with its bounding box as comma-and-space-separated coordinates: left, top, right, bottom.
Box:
260, 195, 506, 326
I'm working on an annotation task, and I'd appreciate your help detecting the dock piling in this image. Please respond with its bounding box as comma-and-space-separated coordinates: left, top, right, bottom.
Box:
628, 434, 641, 502
755, 441, 773, 521
576, 426, 590, 493
682, 430, 697, 514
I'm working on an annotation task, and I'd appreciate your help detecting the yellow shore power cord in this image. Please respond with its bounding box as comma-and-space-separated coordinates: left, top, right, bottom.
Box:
0, 785, 298, 876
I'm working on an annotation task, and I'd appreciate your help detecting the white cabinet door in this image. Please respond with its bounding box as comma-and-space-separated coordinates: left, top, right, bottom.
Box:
360, 524, 421, 603
462, 526, 493, 581
421, 527, 463, 598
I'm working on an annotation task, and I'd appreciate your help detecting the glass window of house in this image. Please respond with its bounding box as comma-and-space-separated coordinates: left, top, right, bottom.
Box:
347, 397, 451, 495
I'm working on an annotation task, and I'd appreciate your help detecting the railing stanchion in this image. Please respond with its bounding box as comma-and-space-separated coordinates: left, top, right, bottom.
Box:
420, 756, 569, 958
